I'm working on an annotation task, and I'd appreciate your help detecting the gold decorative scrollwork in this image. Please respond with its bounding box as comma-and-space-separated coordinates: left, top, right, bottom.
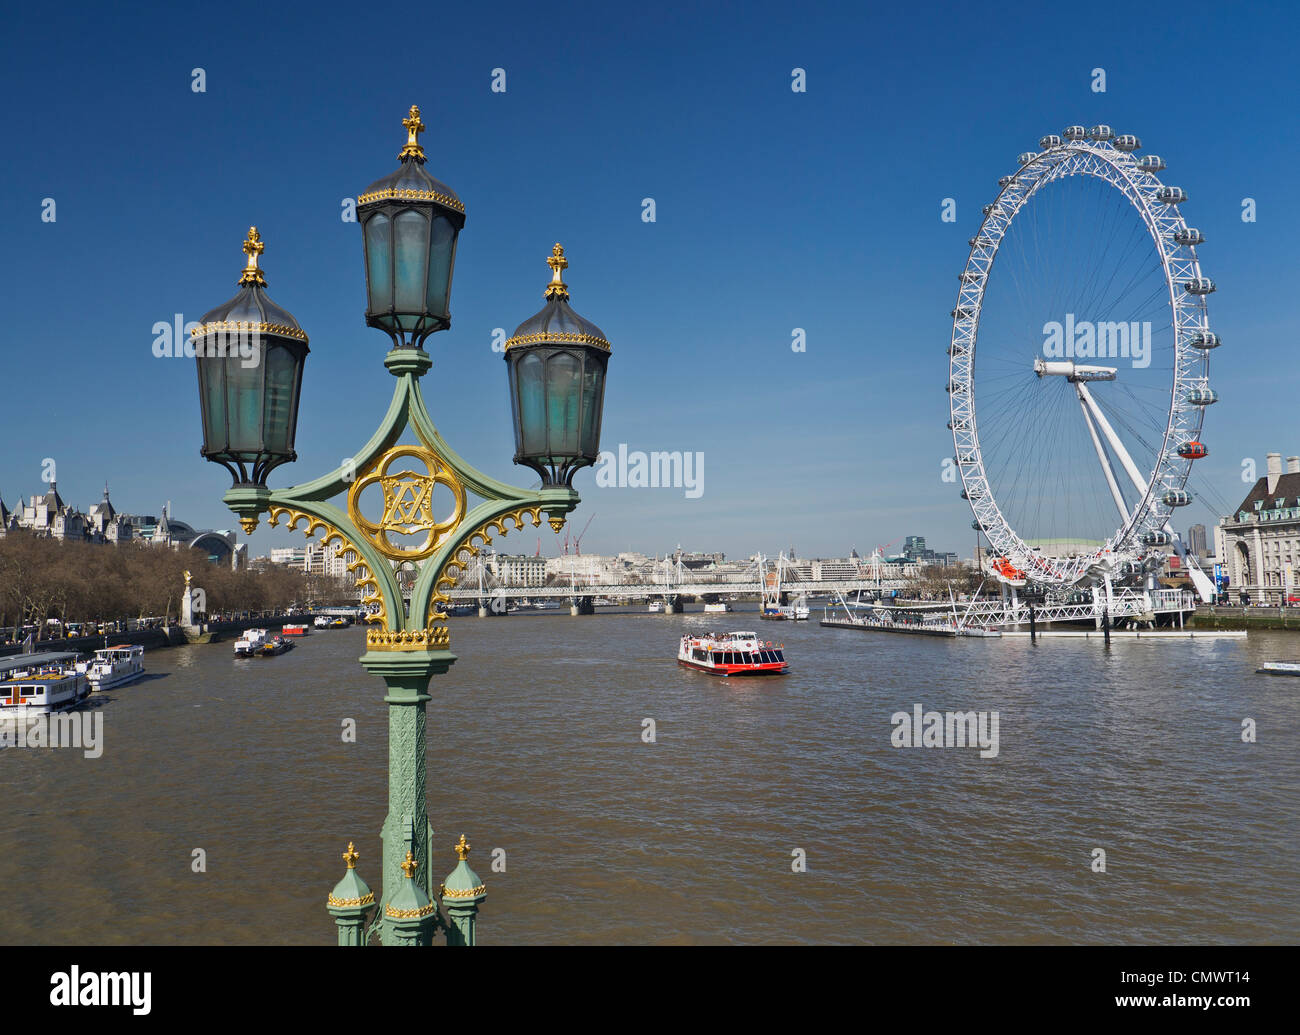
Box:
365, 626, 450, 652
327, 892, 375, 907
428, 506, 545, 623
441, 884, 486, 899
348, 444, 467, 561
267, 506, 386, 628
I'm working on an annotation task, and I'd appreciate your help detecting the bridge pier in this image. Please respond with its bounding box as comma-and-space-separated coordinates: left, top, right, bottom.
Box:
663, 595, 683, 614
570, 596, 595, 616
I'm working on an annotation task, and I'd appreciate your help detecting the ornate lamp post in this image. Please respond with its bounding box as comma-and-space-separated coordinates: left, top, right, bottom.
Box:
192, 106, 611, 945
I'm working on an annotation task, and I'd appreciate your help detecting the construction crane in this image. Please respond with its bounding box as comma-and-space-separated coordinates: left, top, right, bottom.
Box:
573, 513, 595, 555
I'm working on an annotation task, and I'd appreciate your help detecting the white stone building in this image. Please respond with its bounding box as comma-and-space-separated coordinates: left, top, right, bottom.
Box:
1214, 452, 1300, 605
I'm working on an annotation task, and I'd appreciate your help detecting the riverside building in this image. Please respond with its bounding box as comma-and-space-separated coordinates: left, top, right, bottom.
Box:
1214, 452, 1300, 605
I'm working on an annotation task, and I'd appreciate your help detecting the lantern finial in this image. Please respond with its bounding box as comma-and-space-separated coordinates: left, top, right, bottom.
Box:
399, 105, 426, 163
239, 227, 266, 287
400, 850, 419, 879
544, 243, 569, 301
454, 834, 471, 861
343, 842, 359, 869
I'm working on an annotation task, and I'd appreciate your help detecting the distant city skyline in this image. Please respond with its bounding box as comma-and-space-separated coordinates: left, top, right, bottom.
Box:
2, 2, 1294, 562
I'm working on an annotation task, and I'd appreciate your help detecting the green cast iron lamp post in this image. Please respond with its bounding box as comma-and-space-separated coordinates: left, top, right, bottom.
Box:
193, 105, 611, 945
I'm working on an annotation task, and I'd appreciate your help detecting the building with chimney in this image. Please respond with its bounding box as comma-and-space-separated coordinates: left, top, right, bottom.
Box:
1214, 452, 1300, 605
16, 482, 85, 540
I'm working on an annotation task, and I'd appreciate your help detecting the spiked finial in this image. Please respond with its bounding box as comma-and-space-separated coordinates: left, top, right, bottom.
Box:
343, 842, 359, 869
454, 834, 471, 861
399, 105, 426, 162
544, 243, 569, 301
239, 227, 266, 286
400, 850, 418, 879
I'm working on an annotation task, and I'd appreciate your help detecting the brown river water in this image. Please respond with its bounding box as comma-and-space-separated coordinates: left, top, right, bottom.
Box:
2, 608, 1296, 945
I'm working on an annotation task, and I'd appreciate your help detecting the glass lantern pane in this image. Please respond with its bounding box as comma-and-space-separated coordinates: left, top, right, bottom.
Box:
579, 359, 605, 458
198, 356, 228, 454
225, 353, 265, 454
545, 352, 582, 458
518, 353, 546, 456
426, 214, 455, 318
393, 209, 429, 314
365, 213, 392, 316
262, 344, 297, 456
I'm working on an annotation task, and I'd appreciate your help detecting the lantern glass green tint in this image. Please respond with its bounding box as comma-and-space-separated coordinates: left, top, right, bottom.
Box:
358, 106, 466, 348
194, 228, 309, 487
505, 245, 610, 487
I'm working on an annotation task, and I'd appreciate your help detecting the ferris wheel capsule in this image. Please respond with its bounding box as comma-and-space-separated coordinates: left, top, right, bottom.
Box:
1063, 125, 1087, 140
1177, 441, 1209, 459
1114, 134, 1142, 151
951, 307, 974, 319
1039, 134, 1063, 149
1187, 387, 1218, 405
1156, 186, 1187, 204
1138, 155, 1166, 173
1187, 331, 1221, 349
1162, 489, 1192, 507
1017, 152, 1037, 166
1141, 530, 1172, 547
981, 203, 1001, 217
998, 176, 1014, 188
1174, 227, 1204, 245
1186, 277, 1216, 294
1088, 124, 1114, 141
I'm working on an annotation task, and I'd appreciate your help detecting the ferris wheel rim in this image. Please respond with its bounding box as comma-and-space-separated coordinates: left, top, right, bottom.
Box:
948, 132, 1213, 588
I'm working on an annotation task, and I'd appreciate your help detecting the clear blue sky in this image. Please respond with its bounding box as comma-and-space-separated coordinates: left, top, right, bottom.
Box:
2, 0, 1296, 561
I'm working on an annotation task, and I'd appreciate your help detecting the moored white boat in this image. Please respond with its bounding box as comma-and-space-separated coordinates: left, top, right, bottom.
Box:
0, 652, 90, 716
703, 602, 732, 614
678, 631, 788, 677
76, 645, 145, 691
648, 601, 664, 613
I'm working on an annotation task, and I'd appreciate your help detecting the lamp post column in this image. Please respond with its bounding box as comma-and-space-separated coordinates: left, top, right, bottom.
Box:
359, 649, 456, 945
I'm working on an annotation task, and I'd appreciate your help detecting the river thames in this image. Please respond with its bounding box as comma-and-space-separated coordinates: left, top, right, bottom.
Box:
3, 609, 1296, 945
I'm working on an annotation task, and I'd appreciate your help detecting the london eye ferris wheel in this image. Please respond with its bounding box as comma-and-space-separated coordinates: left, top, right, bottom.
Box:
948, 125, 1218, 601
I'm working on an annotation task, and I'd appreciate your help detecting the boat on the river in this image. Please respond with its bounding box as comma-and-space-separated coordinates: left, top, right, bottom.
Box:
258, 635, 294, 657
0, 652, 90, 716
281, 624, 310, 637
678, 631, 788, 677
234, 629, 269, 656
1257, 661, 1300, 676
703, 602, 732, 614
76, 645, 145, 691
648, 601, 664, 613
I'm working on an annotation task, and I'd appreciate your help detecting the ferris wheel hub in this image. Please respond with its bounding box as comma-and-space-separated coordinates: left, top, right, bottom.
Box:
1033, 358, 1118, 381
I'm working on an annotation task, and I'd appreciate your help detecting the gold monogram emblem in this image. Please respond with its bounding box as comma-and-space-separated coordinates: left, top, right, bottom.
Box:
348, 445, 466, 560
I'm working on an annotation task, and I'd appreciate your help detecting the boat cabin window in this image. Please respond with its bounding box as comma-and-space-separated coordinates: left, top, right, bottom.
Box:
741, 652, 753, 664
774, 650, 784, 662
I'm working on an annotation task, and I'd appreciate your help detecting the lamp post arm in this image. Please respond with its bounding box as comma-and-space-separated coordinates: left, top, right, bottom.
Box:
409, 490, 578, 626
277, 373, 413, 504
407, 381, 539, 503
262, 497, 403, 633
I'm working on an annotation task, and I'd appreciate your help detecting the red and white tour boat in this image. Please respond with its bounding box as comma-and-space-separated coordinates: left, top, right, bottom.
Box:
678, 631, 789, 677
